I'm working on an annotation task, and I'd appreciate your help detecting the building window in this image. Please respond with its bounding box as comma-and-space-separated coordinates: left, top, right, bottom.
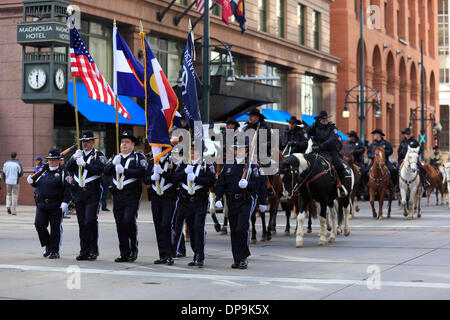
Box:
313, 11, 321, 50
298, 3, 305, 45
355, 0, 358, 19
262, 64, 287, 111
211, 1, 221, 17
439, 0, 449, 83
276, 0, 285, 38
147, 35, 184, 86
384, 2, 388, 30
302, 75, 322, 116
176, 0, 188, 5
258, 0, 267, 32
210, 51, 245, 77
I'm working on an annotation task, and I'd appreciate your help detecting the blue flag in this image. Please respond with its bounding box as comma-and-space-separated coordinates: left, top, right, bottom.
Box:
231, 0, 246, 33
181, 32, 203, 143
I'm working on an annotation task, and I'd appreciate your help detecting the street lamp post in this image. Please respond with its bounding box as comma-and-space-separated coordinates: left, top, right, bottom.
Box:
359, 0, 365, 142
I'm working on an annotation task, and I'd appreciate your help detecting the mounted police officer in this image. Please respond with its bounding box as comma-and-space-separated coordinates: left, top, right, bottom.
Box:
103, 131, 146, 263
397, 128, 430, 188
343, 130, 366, 167
173, 142, 215, 267
144, 149, 178, 266
306, 110, 348, 196
366, 129, 397, 186
66, 130, 106, 261
214, 140, 266, 269
281, 116, 309, 154
429, 145, 444, 169
27, 149, 71, 259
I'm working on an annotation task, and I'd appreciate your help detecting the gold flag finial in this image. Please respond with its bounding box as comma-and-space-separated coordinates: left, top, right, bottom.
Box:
188, 18, 192, 32
113, 17, 116, 28
139, 20, 144, 33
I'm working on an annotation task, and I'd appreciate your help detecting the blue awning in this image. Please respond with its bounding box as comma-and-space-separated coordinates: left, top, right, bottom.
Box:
234, 108, 348, 141
68, 82, 146, 125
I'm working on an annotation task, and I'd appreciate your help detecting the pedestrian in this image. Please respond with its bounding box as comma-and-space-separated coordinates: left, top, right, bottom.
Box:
214, 141, 263, 269
66, 130, 106, 261
26, 149, 71, 259
34, 156, 44, 173
144, 150, 179, 266
103, 131, 146, 263
173, 143, 215, 267
2, 152, 23, 215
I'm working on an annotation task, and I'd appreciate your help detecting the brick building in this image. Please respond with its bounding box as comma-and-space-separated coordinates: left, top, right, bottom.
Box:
0, 0, 339, 204
330, 0, 440, 156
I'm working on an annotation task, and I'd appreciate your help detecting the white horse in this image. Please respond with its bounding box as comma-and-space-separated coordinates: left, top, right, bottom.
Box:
444, 162, 450, 209
399, 146, 422, 220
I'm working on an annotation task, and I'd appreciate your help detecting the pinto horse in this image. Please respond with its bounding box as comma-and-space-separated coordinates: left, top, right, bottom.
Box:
368, 147, 394, 219
342, 150, 362, 219
279, 151, 353, 247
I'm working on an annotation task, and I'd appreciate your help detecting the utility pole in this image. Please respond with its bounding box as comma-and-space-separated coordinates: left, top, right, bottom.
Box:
420, 40, 425, 159
201, 0, 210, 123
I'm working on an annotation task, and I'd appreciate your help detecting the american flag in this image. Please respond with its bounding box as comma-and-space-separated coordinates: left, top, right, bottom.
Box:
69, 20, 130, 120
196, 0, 205, 14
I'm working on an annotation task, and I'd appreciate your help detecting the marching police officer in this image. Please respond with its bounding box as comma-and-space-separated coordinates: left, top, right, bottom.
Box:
343, 131, 366, 167
306, 110, 348, 196
214, 141, 266, 269
366, 129, 397, 185
103, 131, 146, 263
27, 149, 71, 259
281, 116, 309, 154
144, 150, 179, 265
66, 130, 106, 261
173, 143, 215, 267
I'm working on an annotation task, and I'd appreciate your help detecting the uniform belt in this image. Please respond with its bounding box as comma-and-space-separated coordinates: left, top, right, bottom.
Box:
180, 193, 208, 203
34, 195, 60, 204
226, 192, 254, 201
74, 181, 100, 191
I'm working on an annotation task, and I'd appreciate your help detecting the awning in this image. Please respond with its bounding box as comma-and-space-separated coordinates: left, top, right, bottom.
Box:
68, 82, 146, 125
234, 109, 349, 141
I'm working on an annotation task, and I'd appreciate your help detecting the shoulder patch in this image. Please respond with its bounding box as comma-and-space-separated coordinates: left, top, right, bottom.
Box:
99, 156, 107, 164
304, 133, 308, 139
334, 129, 338, 134
253, 167, 259, 177
140, 159, 148, 168
209, 165, 215, 174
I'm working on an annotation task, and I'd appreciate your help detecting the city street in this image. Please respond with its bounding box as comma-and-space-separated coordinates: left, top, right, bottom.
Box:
1, 195, 450, 300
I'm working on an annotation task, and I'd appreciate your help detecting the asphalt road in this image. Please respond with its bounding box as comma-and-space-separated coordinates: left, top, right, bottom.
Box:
1, 195, 450, 300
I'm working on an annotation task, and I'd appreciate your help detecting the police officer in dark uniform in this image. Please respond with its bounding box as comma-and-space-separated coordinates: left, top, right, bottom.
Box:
66, 130, 106, 261
144, 150, 178, 265
214, 141, 266, 269
173, 143, 215, 267
366, 129, 397, 185
397, 128, 429, 187
27, 149, 71, 259
307, 110, 348, 196
103, 131, 146, 263
281, 116, 309, 154
343, 130, 366, 167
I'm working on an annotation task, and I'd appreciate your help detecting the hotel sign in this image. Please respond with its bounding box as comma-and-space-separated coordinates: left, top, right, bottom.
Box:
17, 21, 69, 45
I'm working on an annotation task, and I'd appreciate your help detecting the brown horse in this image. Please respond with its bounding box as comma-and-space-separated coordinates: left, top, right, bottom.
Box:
424, 163, 445, 206
368, 147, 394, 219
342, 150, 362, 219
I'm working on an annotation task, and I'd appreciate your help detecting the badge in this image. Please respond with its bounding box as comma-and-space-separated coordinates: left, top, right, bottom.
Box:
226, 167, 232, 174
55, 173, 60, 178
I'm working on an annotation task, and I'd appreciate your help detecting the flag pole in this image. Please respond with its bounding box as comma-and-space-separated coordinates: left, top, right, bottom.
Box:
113, 17, 122, 189
73, 76, 83, 187
187, 19, 194, 194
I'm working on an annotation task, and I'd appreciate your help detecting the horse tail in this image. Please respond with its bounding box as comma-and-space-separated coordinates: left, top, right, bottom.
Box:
307, 201, 318, 219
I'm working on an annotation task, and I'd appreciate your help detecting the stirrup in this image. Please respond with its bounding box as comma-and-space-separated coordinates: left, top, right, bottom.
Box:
337, 186, 348, 198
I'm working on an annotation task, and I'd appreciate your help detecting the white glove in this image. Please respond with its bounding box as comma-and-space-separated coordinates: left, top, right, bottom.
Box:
60, 202, 68, 213
27, 175, 34, 184
238, 179, 248, 189
151, 173, 160, 181
74, 150, 83, 159
112, 155, 121, 165
259, 205, 268, 212
76, 157, 85, 166
184, 165, 194, 174
115, 164, 124, 174
187, 173, 196, 182
154, 164, 164, 174
215, 200, 223, 209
